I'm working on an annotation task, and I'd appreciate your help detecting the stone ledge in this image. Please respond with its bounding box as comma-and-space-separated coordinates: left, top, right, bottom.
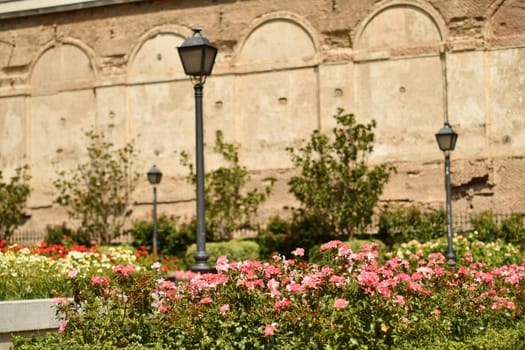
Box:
0, 298, 62, 349
0, 0, 145, 19
0, 299, 60, 350
0, 298, 61, 333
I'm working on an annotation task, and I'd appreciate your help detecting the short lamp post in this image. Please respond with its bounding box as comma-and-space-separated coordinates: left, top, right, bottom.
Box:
435, 122, 458, 265
147, 165, 162, 254
178, 27, 217, 273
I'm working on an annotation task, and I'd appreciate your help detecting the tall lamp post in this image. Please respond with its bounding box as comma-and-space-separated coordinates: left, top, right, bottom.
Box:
147, 165, 162, 254
178, 27, 217, 273
435, 122, 458, 265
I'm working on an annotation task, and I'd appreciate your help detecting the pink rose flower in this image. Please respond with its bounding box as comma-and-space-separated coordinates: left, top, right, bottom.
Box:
58, 321, 68, 334
55, 297, 69, 305
200, 296, 213, 304
264, 324, 275, 336
292, 248, 305, 257
334, 298, 349, 309
216, 255, 229, 273
91, 275, 110, 287
220, 304, 230, 315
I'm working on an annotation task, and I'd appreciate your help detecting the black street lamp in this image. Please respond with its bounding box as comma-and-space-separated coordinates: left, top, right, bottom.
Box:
435, 122, 458, 265
178, 27, 217, 273
147, 165, 162, 254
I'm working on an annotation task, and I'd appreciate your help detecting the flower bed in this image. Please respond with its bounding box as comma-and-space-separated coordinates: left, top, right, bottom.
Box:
0, 241, 178, 301
11, 240, 525, 349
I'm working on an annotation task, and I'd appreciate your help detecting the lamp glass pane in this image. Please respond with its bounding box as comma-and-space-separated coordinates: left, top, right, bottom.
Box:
449, 134, 458, 151
178, 47, 204, 76
147, 169, 162, 185
202, 46, 218, 75
436, 134, 452, 151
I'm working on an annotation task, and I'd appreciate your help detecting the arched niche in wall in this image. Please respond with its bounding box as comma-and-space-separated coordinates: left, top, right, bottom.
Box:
486, 0, 525, 43
484, 0, 525, 156
0, 40, 24, 175
126, 27, 195, 179
235, 13, 319, 170
0, 95, 25, 174
29, 41, 97, 205
353, 1, 445, 163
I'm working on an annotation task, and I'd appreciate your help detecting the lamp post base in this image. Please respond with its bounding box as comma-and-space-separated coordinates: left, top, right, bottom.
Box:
191, 251, 216, 273
191, 263, 217, 274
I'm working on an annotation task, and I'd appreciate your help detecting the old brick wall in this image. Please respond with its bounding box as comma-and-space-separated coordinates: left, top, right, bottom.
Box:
0, 0, 524, 235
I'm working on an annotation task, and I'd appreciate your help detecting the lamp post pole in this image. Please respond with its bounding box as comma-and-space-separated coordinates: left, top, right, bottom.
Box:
178, 27, 217, 273
435, 122, 458, 266
193, 82, 210, 272
152, 185, 158, 253
147, 165, 162, 254
444, 152, 455, 265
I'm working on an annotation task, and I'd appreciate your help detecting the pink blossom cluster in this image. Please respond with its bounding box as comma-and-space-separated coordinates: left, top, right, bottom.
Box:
91, 275, 110, 287
152, 241, 525, 337
112, 264, 136, 278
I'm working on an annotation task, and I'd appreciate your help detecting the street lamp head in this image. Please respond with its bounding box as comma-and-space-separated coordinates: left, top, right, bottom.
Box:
435, 122, 458, 152
177, 27, 218, 85
147, 165, 162, 185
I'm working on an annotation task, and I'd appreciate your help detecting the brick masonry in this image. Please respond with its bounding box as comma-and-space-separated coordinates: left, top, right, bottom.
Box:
0, 0, 524, 235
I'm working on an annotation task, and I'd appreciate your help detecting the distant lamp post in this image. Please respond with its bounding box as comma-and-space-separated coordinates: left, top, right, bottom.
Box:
147, 165, 162, 254
435, 122, 458, 265
178, 27, 217, 273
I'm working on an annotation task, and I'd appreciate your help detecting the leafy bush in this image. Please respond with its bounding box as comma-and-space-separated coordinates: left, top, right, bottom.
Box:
45, 224, 75, 246
12, 261, 162, 349
470, 210, 500, 242
184, 240, 260, 269
287, 108, 393, 242
131, 215, 195, 257
256, 215, 297, 259
377, 205, 446, 247
13, 241, 525, 349
53, 130, 139, 245
0, 165, 31, 242
181, 130, 274, 241
500, 213, 525, 248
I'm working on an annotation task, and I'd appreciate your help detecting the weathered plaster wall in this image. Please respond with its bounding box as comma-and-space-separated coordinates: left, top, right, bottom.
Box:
0, 0, 523, 234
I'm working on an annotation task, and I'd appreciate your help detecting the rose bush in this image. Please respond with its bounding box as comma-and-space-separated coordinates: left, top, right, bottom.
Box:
13, 240, 525, 349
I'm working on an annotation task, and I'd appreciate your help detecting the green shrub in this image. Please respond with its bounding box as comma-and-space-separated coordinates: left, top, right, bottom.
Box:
181, 130, 274, 242
287, 108, 394, 242
256, 216, 298, 259
0, 165, 31, 242
131, 215, 195, 257
501, 213, 525, 248
53, 130, 139, 245
185, 239, 260, 268
45, 224, 74, 246
470, 210, 500, 242
377, 205, 446, 247
258, 214, 348, 261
